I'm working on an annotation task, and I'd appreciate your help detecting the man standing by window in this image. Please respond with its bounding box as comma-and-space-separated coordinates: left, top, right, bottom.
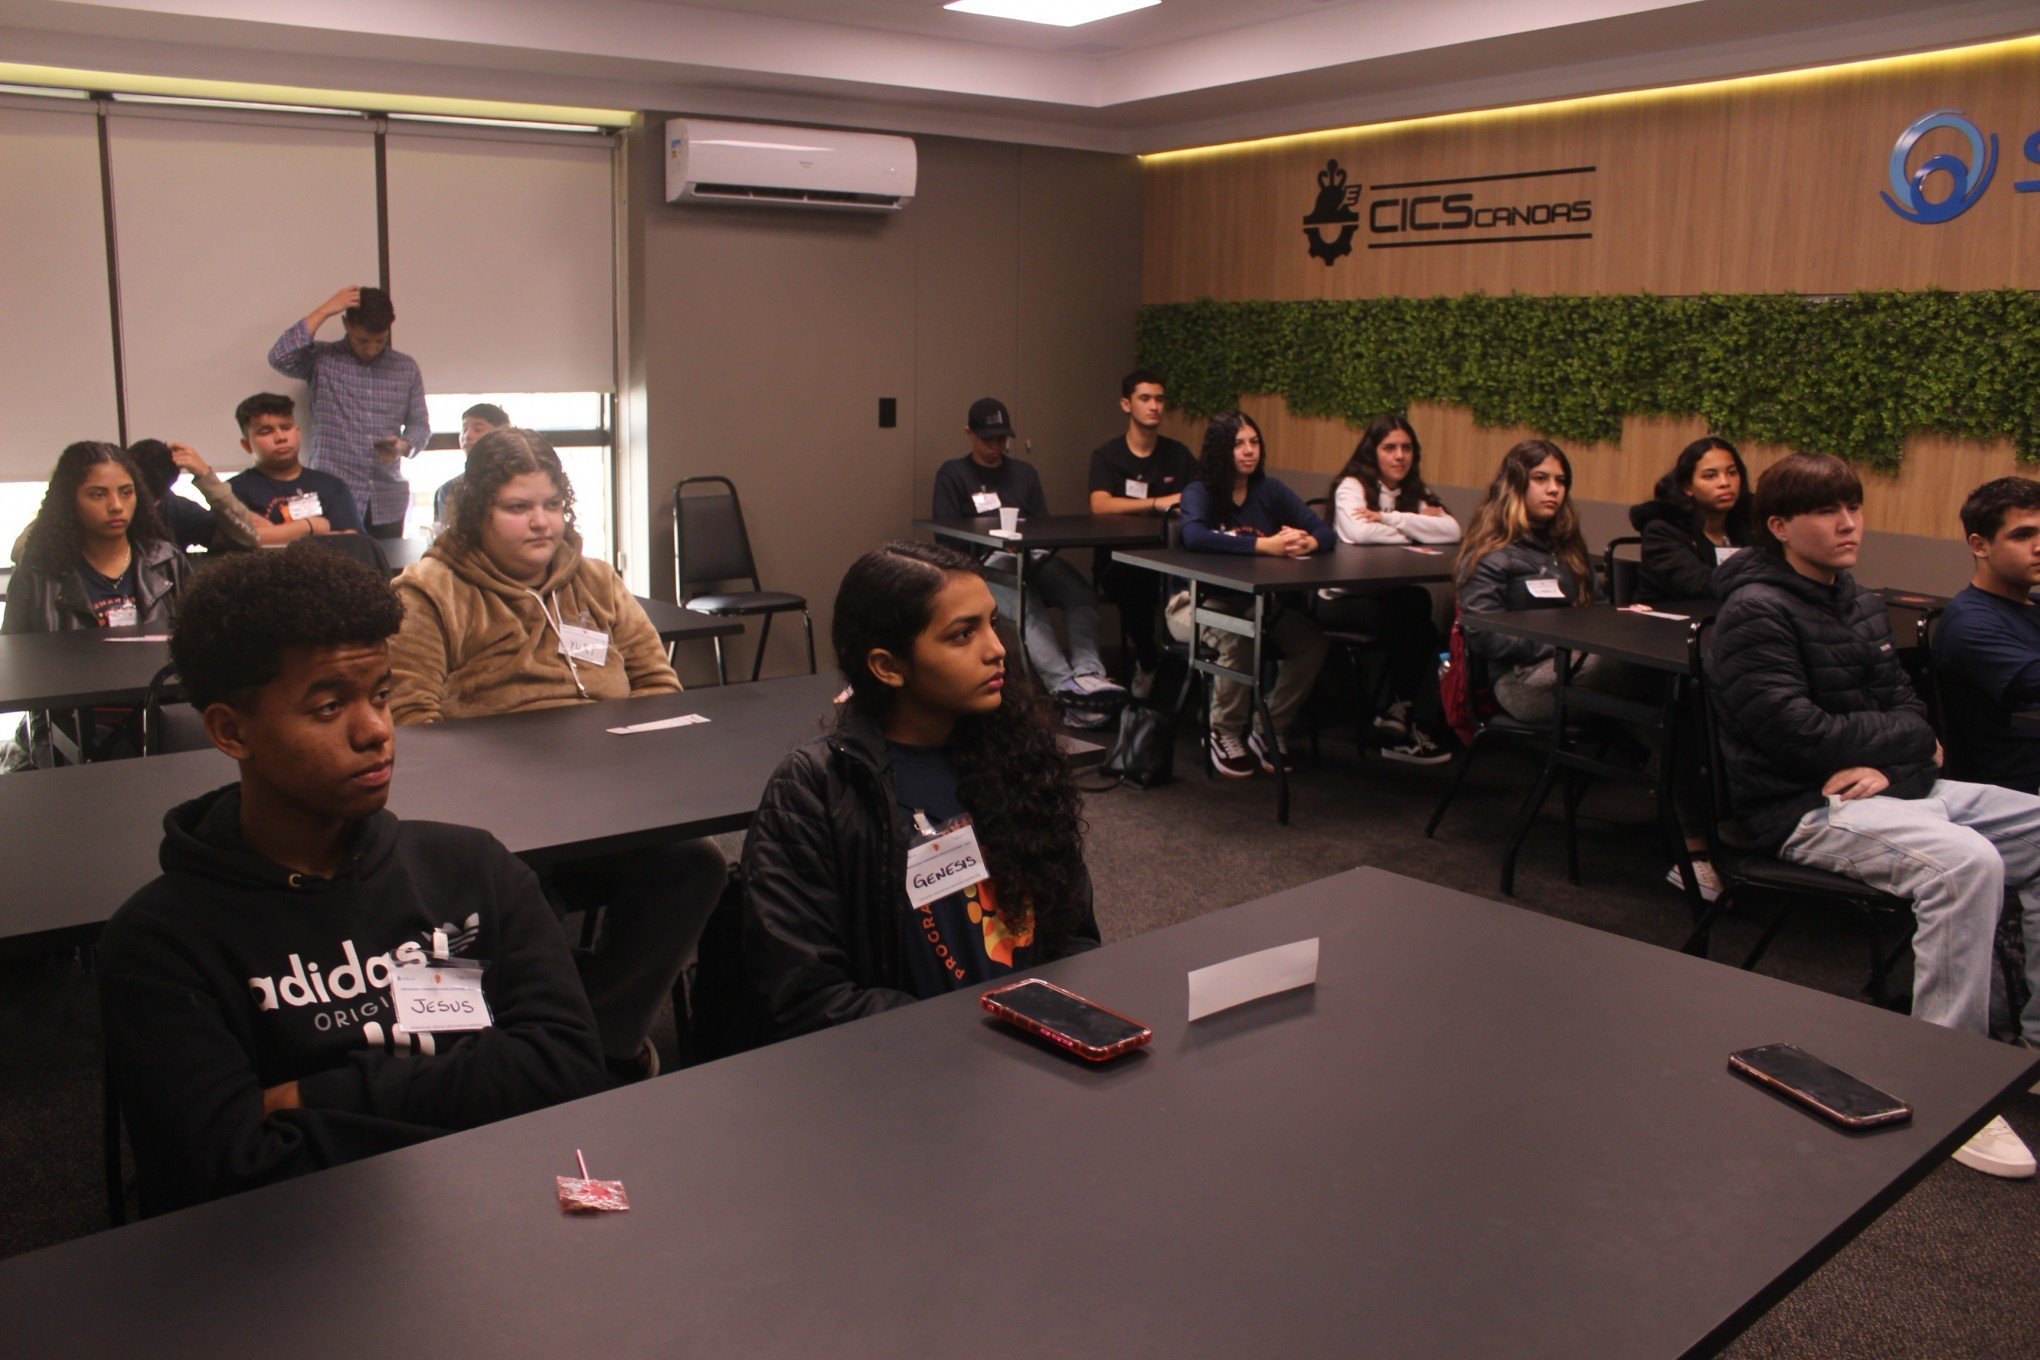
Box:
269, 286, 430, 541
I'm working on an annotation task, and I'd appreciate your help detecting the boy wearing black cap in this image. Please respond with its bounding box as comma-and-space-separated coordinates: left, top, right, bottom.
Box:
99, 547, 605, 1215
931, 397, 1125, 722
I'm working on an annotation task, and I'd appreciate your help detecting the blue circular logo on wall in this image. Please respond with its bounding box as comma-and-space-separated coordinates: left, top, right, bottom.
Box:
1882, 109, 1998, 224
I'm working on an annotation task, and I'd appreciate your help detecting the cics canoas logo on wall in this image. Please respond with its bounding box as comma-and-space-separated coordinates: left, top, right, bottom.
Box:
1880, 108, 2040, 224
1301, 157, 1595, 266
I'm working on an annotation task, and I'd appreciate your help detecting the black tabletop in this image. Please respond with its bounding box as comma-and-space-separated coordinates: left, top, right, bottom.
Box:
633, 595, 746, 646
0, 626, 174, 711
1464, 601, 1719, 673
918, 513, 1170, 552
0, 673, 843, 946
1, 867, 2029, 1359
1112, 542, 1454, 594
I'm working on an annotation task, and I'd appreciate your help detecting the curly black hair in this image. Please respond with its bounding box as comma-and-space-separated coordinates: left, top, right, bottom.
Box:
172, 545, 405, 710
440, 428, 577, 555
833, 540, 1091, 956
1194, 410, 1266, 532
18, 441, 168, 573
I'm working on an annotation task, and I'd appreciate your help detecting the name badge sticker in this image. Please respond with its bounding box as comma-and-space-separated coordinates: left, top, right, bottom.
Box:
389, 957, 493, 1033
557, 623, 610, 666
970, 491, 1002, 515
282, 492, 323, 522
1525, 577, 1567, 600
104, 605, 139, 628
1124, 478, 1149, 499
905, 814, 989, 909
1715, 546, 1744, 565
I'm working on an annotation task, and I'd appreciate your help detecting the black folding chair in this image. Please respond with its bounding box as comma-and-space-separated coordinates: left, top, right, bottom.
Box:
672, 476, 815, 683
1603, 535, 1643, 606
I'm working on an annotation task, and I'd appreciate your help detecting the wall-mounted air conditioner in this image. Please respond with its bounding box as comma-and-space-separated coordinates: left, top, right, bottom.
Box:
665, 119, 916, 212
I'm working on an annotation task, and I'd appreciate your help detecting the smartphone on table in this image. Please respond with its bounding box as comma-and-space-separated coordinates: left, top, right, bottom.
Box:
1728, 1044, 1911, 1129
982, 979, 1152, 1062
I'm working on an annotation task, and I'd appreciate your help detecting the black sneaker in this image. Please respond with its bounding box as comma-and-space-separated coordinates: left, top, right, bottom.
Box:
1379, 729, 1452, 765
1247, 726, 1294, 774
1209, 729, 1255, 778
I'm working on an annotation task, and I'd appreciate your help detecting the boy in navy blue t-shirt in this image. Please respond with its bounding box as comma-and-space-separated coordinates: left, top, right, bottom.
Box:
1933, 476, 2040, 793
227, 393, 366, 542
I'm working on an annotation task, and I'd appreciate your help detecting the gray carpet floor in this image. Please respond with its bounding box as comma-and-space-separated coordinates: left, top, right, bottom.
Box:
2, 720, 2036, 1358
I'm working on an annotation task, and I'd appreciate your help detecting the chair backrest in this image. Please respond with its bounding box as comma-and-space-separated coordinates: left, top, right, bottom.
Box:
1603, 535, 1643, 606
141, 663, 180, 757
290, 532, 391, 577
672, 476, 762, 602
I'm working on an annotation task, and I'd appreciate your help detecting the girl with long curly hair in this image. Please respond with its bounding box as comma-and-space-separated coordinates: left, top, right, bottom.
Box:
742, 540, 1098, 1038
1626, 435, 1757, 603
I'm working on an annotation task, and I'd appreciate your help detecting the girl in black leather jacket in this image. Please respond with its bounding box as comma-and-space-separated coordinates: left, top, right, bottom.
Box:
4, 441, 188, 636
740, 540, 1099, 1040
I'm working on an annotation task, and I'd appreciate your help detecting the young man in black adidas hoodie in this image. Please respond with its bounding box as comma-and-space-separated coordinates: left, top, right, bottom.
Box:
100, 547, 605, 1216
1707, 453, 2040, 1179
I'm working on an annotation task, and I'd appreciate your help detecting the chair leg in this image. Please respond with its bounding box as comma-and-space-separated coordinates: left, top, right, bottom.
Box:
1425, 736, 1481, 838
712, 636, 728, 687
103, 1061, 126, 1227
1742, 899, 1795, 972
802, 611, 816, 675
749, 613, 776, 684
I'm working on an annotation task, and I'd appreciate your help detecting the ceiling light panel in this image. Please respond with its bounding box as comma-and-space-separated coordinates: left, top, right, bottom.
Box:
943, 0, 1159, 28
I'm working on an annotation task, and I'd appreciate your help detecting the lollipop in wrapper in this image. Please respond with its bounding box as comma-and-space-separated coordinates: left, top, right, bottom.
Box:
557, 1149, 629, 1213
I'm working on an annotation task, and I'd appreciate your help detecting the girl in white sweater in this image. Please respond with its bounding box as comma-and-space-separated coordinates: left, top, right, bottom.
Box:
1319, 416, 1459, 762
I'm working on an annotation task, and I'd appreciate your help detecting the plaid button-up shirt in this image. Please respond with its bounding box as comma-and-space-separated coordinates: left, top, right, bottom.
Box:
268, 319, 431, 527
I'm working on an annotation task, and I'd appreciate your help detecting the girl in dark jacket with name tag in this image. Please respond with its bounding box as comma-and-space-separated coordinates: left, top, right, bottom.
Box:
1627, 436, 1756, 603
742, 541, 1099, 1040
4, 440, 188, 635
1454, 439, 1600, 724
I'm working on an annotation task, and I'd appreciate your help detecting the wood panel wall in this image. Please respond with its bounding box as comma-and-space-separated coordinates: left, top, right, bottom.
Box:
1142, 37, 2040, 538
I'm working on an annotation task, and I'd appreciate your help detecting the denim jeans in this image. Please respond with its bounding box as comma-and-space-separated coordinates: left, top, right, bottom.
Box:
1780, 779, 2040, 1040
984, 552, 1104, 692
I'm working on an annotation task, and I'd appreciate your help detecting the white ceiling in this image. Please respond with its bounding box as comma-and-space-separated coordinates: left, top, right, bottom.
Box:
1, 0, 2034, 152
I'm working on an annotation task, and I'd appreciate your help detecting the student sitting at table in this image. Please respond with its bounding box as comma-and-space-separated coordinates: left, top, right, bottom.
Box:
1088, 369, 1197, 701
1708, 452, 2040, 1179
99, 548, 605, 1215
1627, 436, 1756, 602
1321, 414, 1458, 765
742, 540, 1099, 1039
3, 441, 188, 635
432, 401, 509, 530
1171, 410, 1333, 778
389, 428, 725, 1082
1454, 440, 1601, 724
932, 396, 1126, 727
1932, 475, 2040, 795
129, 438, 262, 553
227, 393, 367, 543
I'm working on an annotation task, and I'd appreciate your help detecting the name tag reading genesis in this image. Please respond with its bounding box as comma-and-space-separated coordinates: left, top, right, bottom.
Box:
1124, 478, 1149, 499
1525, 577, 1567, 600
389, 956, 493, 1033
557, 623, 610, 666
905, 813, 989, 909
282, 492, 323, 522
970, 491, 1002, 515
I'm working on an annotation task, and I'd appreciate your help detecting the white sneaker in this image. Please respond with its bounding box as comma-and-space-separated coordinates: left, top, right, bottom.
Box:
1665, 859, 1723, 903
1951, 1115, 2036, 1179
1379, 730, 1453, 765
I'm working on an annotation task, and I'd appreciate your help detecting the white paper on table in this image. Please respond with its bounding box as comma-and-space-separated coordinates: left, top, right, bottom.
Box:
1187, 938, 1320, 1021
101, 634, 172, 642
987, 528, 1023, 540
607, 713, 710, 735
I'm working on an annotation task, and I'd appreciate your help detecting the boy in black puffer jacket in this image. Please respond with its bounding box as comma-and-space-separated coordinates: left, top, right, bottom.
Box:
1707, 454, 2040, 1179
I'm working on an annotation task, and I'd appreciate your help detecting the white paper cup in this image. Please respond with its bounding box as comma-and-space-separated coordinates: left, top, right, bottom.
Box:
999, 507, 1020, 533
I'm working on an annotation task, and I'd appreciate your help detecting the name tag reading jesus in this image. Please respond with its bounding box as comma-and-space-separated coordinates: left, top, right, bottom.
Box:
905, 816, 989, 909
389, 958, 493, 1033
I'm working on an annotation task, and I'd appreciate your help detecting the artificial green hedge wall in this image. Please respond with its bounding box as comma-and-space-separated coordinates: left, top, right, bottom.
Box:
1135, 290, 2040, 471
